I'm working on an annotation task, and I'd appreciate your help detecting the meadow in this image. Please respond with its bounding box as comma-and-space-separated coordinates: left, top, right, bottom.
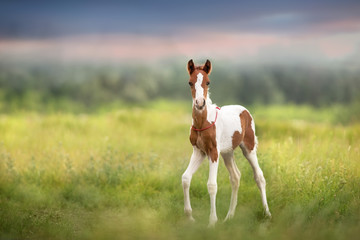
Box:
0, 101, 359, 240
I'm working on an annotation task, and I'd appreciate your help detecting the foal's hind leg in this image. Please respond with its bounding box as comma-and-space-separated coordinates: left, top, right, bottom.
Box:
241, 145, 271, 218
221, 151, 241, 221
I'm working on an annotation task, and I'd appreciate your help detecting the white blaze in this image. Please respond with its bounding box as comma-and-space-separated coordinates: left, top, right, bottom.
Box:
195, 73, 204, 100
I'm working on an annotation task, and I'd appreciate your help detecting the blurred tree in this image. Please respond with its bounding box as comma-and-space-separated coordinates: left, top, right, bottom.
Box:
0, 60, 359, 112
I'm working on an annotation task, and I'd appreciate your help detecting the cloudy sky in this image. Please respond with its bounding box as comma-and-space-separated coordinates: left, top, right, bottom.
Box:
1, 0, 359, 62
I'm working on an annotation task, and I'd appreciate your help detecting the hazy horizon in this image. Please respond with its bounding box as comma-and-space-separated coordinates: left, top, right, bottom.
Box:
1, 1, 360, 64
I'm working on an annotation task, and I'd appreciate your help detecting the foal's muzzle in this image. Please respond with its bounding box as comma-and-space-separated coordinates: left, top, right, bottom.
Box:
195, 98, 206, 110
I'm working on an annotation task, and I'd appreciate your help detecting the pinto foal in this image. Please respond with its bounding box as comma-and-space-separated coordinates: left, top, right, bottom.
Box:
182, 59, 271, 226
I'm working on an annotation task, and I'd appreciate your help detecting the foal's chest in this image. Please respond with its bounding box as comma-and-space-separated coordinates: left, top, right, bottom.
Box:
190, 128, 217, 155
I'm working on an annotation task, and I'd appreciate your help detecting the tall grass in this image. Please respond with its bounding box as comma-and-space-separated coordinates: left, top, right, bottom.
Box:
0, 102, 359, 239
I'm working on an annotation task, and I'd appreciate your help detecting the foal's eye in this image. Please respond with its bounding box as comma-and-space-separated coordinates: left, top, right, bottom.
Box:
206, 82, 210, 86
189, 82, 193, 87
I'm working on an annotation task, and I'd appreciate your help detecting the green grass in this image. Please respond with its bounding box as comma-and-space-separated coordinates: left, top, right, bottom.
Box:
0, 102, 359, 240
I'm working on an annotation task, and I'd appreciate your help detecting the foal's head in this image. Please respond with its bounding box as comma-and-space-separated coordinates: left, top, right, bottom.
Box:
187, 59, 212, 111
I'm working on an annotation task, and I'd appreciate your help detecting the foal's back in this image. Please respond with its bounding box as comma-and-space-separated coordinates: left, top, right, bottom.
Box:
216, 105, 256, 154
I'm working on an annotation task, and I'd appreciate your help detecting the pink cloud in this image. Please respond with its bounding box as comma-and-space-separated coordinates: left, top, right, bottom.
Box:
310, 17, 360, 33
0, 30, 358, 62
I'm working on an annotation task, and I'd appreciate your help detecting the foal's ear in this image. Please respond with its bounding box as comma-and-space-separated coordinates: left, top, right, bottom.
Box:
203, 59, 212, 75
187, 59, 195, 75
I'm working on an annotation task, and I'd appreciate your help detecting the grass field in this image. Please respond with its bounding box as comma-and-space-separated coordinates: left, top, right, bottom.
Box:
0, 101, 359, 240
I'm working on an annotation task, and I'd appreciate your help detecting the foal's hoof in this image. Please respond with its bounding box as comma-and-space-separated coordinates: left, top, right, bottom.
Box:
223, 212, 234, 222
208, 218, 218, 228
265, 211, 272, 219
185, 209, 195, 222
207, 222, 216, 228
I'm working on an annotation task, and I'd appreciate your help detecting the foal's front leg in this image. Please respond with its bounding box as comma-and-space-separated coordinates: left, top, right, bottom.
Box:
182, 147, 205, 221
207, 148, 220, 227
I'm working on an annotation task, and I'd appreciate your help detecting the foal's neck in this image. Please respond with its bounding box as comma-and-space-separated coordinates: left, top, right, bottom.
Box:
192, 98, 217, 129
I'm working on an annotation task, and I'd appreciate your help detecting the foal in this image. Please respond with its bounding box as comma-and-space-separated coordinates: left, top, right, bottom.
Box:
182, 59, 271, 226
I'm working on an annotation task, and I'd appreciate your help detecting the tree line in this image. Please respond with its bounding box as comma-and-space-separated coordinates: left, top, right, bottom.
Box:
0, 59, 359, 112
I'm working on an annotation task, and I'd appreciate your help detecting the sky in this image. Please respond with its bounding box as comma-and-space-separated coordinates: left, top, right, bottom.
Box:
1, 0, 360, 63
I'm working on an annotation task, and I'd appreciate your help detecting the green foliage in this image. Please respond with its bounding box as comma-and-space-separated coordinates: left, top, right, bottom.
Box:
0, 104, 359, 239
1, 60, 360, 114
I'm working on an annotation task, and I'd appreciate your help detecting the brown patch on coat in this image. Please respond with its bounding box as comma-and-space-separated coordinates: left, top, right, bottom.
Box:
189, 107, 218, 162
232, 130, 242, 150
208, 147, 218, 163
239, 110, 255, 151
189, 128, 198, 146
